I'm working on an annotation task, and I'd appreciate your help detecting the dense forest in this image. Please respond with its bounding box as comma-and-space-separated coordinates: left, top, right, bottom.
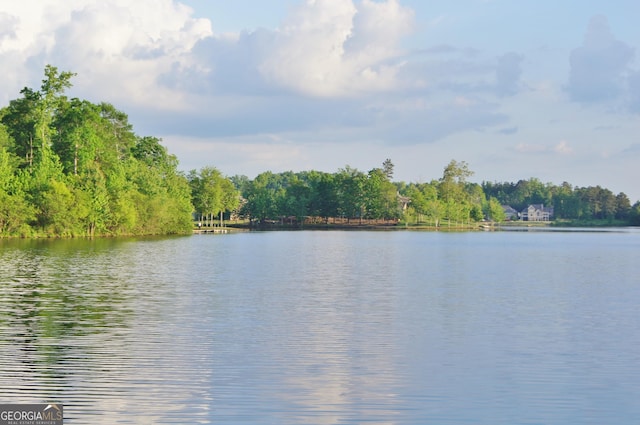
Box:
230, 160, 640, 227
1, 67, 639, 238
0, 66, 193, 237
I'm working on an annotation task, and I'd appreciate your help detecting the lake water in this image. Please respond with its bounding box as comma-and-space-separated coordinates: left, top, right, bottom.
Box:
1, 229, 639, 424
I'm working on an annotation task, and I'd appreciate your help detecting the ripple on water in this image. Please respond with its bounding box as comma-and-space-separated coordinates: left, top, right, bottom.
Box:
1, 232, 640, 424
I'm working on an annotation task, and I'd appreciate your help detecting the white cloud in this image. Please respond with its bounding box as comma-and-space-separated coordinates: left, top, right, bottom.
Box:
258, 0, 414, 97
554, 140, 573, 155
0, 12, 18, 43
1, 0, 523, 145
9, 0, 624, 172
0, 0, 212, 108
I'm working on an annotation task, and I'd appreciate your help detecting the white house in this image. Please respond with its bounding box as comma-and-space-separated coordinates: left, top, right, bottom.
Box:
521, 204, 554, 221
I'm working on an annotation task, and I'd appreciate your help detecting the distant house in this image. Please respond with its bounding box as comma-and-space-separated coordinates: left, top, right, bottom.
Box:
502, 205, 519, 221
521, 204, 554, 221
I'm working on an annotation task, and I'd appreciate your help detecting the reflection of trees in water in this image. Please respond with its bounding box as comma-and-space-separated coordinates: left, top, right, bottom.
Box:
0, 238, 135, 400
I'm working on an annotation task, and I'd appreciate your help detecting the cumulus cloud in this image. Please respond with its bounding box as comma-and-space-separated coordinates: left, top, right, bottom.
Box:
170, 0, 415, 100
54, 0, 212, 108
160, 0, 416, 100
155, 0, 511, 142
567, 15, 635, 103
0, 0, 212, 108
1, 0, 522, 148
554, 140, 573, 155
257, 0, 414, 97
0, 12, 18, 42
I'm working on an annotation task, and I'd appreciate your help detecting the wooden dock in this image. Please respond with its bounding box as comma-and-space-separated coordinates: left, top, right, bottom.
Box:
193, 228, 232, 234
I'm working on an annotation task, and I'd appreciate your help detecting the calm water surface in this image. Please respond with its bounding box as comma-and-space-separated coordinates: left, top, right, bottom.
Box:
1, 229, 639, 424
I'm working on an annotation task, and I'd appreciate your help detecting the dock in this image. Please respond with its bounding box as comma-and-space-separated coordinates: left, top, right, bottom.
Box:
193, 228, 232, 234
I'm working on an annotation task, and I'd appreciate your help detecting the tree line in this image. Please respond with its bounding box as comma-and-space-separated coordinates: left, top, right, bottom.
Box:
227, 159, 501, 227
235, 160, 400, 225
0, 66, 193, 237
2, 66, 639, 237
482, 179, 636, 222
229, 159, 493, 227
222, 159, 640, 227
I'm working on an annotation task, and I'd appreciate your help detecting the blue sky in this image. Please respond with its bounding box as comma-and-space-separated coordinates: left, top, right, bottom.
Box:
1, 0, 639, 200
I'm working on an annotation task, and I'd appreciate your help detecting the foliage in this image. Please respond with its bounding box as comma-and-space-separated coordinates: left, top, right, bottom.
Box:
189, 166, 239, 225
239, 160, 403, 224
483, 179, 634, 222
0, 66, 193, 237
485, 197, 506, 222
237, 158, 636, 228
630, 202, 640, 226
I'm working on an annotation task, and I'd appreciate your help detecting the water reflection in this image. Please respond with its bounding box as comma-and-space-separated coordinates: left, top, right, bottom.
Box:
1, 240, 136, 418
253, 233, 404, 424
1, 231, 639, 424
200, 232, 409, 424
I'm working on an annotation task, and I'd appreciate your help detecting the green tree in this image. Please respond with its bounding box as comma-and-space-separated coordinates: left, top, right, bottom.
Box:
283, 176, 312, 223
37, 65, 75, 144
27, 65, 76, 169
403, 184, 426, 224
132, 136, 171, 167
382, 158, 394, 180
242, 171, 286, 222
230, 174, 251, 193
53, 99, 110, 176
364, 167, 399, 219
36, 179, 84, 235
0, 144, 16, 190
72, 166, 110, 236
335, 166, 366, 222
0, 65, 194, 237
99, 102, 136, 160
425, 198, 444, 227
615, 192, 631, 220
486, 197, 506, 222
630, 202, 640, 226
402, 182, 439, 225
190, 167, 222, 225
439, 160, 485, 225
189, 166, 239, 226
306, 171, 338, 220
1, 87, 40, 169
552, 182, 577, 219
470, 204, 484, 222
439, 159, 473, 204
0, 146, 35, 235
